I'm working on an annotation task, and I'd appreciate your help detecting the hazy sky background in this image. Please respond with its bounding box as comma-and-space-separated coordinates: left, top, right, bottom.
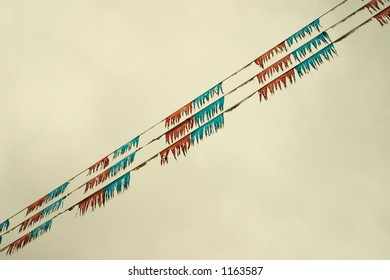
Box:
0, 0, 389, 259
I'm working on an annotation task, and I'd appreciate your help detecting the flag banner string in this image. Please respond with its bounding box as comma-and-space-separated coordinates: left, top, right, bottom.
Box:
78, 172, 131, 216
25, 182, 69, 216
1, 1, 387, 250
373, 5, 390, 25
0, 198, 65, 239
157, 1, 388, 161
158, 43, 337, 164
0, 0, 348, 228
0, 0, 350, 231
85, 152, 136, 193
0, 0, 385, 244
0, 6, 383, 250
3, 8, 386, 252
1, 220, 53, 255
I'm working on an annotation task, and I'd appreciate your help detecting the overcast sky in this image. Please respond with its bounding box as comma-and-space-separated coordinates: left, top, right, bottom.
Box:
1, 0, 389, 259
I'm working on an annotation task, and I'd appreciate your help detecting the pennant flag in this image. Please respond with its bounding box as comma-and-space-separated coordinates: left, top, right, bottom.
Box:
0, 219, 10, 233
160, 114, 225, 164
191, 114, 224, 145
254, 0, 347, 69
254, 42, 287, 69
40, 198, 64, 219
6, 219, 53, 255
85, 152, 136, 193
165, 102, 193, 128
365, 0, 388, 13
258, 69, 296, 101
291, 32, 331, 62
2, 1, 384, 256
165, 97, 225, 144
109, 152, 136, 177
26, 197, 46, 216
19, 212, 41, 233
166, 118, 194, 144
113, 136, 140, 159
78, 189, 104, 216
194, 97, 225, 127
6, 234, 30, 255
165, 83, 223, 128
45, 182, 69, 203
20, 198, 64, 232
88, 157, 110, 175
0, 220, 8, 243
254, 19, 323, 69
26, 182, 69, 215
160, 135, 191, 165
295, 44, 337, 77
29, 220, 52, 243
258, 44, 337, 101
78, 172, 131, 216
256, 54, 293, 84
192, 83, 224, 109
286, 19, 322, 47
374, 6, 390, 26
85, 170, 110, 193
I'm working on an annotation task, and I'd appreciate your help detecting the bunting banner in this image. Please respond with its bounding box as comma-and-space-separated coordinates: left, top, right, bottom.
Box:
85, 152, 136, 193
286, 19, 322, 47
160, 114, 225, 165
85, 170, 110, 193
254, 42, 288, 69
192, 83, 224, 109
365, 0, 388, 14
0, 220, 9, 244
26, 182, 69, 215
165, 97, 225, 144
194, 97, 225, 127
295, 44, 337, 77
113, 136, 140, 159
88, 156, 110, 175
253, 0, 349, 69
109, 152, 136, 178
78, 172, 131, 216
258, 69, 296, 101
254, 19, 323, 68
5, 219, 53, 255
165, 102, 193, 129
0, 219, 9, 233
165, 83, 223, 128
258, 43, 337, 101
256, 54, 292, 84
191, 114, 225, 145
166, 118, 194, 145
0, 1, 351, 239
374, 6, 390, 26
291, 32, 331, 62
19, 198, 64, 232
2, 0, 388, 256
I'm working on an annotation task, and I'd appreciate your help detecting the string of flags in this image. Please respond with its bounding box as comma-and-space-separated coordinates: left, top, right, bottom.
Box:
78, 172, 131, 216
5, 220, 53, 255
1, 0, 388, 255
3, 0, 352, 231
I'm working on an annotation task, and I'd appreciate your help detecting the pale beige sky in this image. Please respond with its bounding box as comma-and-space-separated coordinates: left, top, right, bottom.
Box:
0, 0, 389, 259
